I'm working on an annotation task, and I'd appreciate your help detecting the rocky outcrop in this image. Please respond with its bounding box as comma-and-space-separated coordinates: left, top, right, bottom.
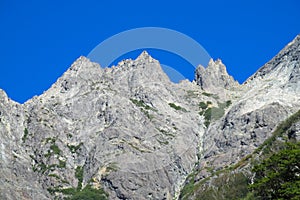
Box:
0, 90, 50, 200
245, 35, 300, 86
195, 59, 239, 92
0, 34, 299, 200
191, 34, 300, 195
1, 52, 208, 200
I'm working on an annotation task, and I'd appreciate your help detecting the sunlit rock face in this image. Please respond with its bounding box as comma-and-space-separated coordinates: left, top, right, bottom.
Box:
0, 35, 299, 200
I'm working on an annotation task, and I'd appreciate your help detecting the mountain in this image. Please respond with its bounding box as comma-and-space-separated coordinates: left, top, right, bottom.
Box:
199, 34, 300, 173
0, 35, 299, 200
181, 34, 300, 199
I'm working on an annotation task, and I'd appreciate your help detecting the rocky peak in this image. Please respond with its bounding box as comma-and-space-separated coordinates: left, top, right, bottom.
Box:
106, 51, 171, 88
244, 34, 300, 86
194, 58, 239, 92
135, 50, 154, 63
12, 51, 202, 200
65, 56, 103, 77
207, 58, 226, 72
35, 56, 103, 99
1, 35, 299, 200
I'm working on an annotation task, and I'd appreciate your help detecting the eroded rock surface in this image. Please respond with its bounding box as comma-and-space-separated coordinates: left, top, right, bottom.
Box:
0, 35, 299, 200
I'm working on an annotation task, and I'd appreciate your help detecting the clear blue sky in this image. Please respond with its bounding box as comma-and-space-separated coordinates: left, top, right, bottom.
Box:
1, 0, 299, 103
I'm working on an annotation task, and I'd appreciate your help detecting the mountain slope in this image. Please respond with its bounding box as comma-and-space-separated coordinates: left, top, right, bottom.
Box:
181, 34, 300, 199
1, 52, 211, 200
0, 90, 50, 199
0, 35, 299, 200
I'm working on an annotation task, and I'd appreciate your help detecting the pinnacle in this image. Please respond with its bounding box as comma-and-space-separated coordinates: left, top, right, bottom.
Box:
287, 34, 300, 47
207, 58, 226, 72
135, 50, 154, 62
195, 57, 239, 91
69, 56, 94, 71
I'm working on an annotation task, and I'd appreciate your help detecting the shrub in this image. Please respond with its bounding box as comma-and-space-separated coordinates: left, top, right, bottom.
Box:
45, 137, 56, 144
48, 174, 61, 179
218, 100, 232, 109
199, 101, 208, 110
250, 142, 300, 200
67, 143, 83, 153
195, 172, 250, 200
67, 185, 108, 200
168, 103, 187, 112
58, 160, 66, 168
22, 128, 29, 143
204, 107, 225, 126
50, 144, 61, 155
130, 98, 156, 119
202, 92, 213, 97
130, 98, 156, 111
75, 166, 84, 190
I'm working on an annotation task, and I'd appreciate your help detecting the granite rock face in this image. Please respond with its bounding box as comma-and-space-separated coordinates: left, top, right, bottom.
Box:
195, 58, 240, 92
196, 34, 300, 184
1, 52, 206, 200
0, 34, 299, 200
0, 90, 50, 200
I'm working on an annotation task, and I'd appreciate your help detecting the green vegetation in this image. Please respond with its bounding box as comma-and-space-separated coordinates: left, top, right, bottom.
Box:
199, 100, 232, 127
186, 90, 198, 98
202, 92, 220, 99
199, 101, 208, 109
207, 101, 212, 105
75, 166, 84, 190
33, 163, 56, 173
60, 188, 77, 195
47, 185, 108, 200
202, 92, 213, 97
204, 107, 225, 126
180, 109, 300, 199
130, 98, 156, 111
33, 163, 47, 173
250, 142, 300, 200
194, 172, 250, 200
127, 142, 150, 153
168, 103, 187, 112
66, 185, 108, 200
48, 173, 69, 183
48, 173, 61, 179
130, 98, 156, 119
43, 139, 64, 158
156, 139, 169, 145
140, 109, 154, 120
219, 100, 232, 108
254, 109, 300, 154
33, 159, 66, 173
58, 160, 66, 168
48, 180, 108, 199
67, 143, 83, 154
22, 128, 29, 143
47, 187, 77, 195
44, 150, 52, 158
180, 171, 196, 198
158, 129, 175, 137
45, 137, 56, 144
50, 144, 61, 155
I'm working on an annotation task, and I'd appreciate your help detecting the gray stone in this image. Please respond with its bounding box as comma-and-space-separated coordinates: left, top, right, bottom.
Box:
0, 34, 299, 200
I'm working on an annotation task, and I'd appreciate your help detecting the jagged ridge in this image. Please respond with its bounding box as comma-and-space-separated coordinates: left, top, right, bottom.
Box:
0, 35, 299, 200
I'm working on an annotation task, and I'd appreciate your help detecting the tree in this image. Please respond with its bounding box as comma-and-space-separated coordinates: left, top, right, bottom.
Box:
250, 142, 300, 199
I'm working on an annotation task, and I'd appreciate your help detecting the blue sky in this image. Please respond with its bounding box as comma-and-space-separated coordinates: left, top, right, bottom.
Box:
1, 0, 300, 103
